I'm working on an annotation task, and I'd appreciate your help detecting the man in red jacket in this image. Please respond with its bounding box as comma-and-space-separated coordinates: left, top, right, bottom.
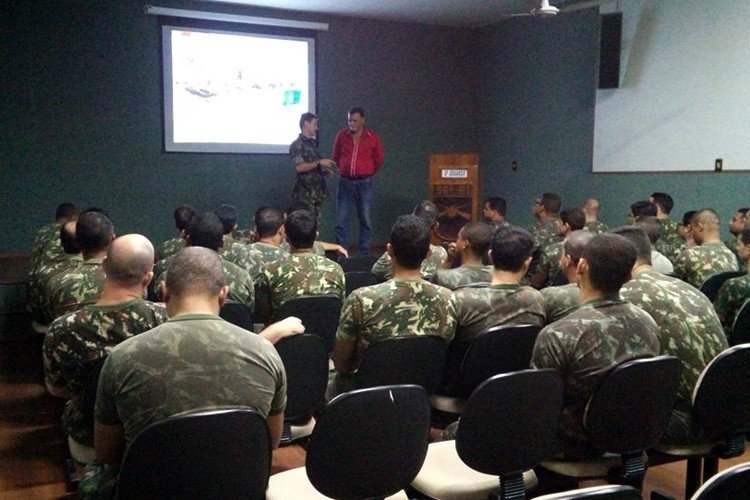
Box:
332, 107, 384, 256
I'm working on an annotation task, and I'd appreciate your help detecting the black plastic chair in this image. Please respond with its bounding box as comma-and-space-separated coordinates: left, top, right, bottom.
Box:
651, 344, 750, 498
699, 271, 745, 302
266, 385, 431, 499
338, 254, 379, 273
534, 485, 642, 500
354, 335, 447, 395
219, 300, 254, 330
274, 334, 328, 445
272, 295, 342, 353
80, 359, 106, 428
116, 407, 271, 500
690, 461, 750, 500
412, 369, 564, 500
541, 356, 681, 488
344, 270, 378, 296
730, 298, 750, 346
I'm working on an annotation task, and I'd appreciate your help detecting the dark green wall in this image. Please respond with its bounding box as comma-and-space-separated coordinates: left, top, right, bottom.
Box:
2, 1, 478, 252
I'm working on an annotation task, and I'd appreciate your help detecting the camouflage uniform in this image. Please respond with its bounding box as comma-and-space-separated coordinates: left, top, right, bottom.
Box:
43, 299, 168, 447
538, 237, 564, 288
256, 252, 345, 318
248, 241, 288, 266
289, 133, 328, 221
528, 219, 559, 249
584, 220, 609, 234
155, 236, 184, 262
714, 273, 750, 338
222, 242, 265, 281
45, 260, 106, 322
30, 221, 64, 272
655, 218, 686, 263
80, 314, 286, 499
725, 237, 740, 262
431, 265, 491, 290
370, 244, 448, 282
620, 270, 728, 444
673, 241, 740, 289
531, 296, 660, 458
28, 254, 82, 325
541, 283, 581, 324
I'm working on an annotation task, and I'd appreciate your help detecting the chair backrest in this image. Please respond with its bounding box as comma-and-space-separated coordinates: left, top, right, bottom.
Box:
691, 461, 750, 500
306, 385, 430, 500
219, 300, 254, 330
456, 369, 563, 476
344, 271, 378, 296
339, 255, 379, 273
354, 335, 447, 394
699, 271, 746, 302
692, 344, 750, 440
730, 298, 750, 346
81, 359, 106, 427
455, 324, 542, 397
116, 407, 271, 500
584, 356, 681, 454
274, 334, 328, 421
272, 295, 342, 353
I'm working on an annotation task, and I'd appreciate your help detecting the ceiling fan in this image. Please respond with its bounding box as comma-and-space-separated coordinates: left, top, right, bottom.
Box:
502, 0, 616, 19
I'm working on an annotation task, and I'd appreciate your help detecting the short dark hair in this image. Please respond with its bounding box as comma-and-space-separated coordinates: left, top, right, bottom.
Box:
462, 222, 494, 258
582, 234, 637, 295
285, 210, 317, 249
55, 203, 79, 221
610, 226, 652, 265
215, 204, 238, 235
563, 230, 594, 266
413, 200, 439, 230
254, 206, 285, 239
287, 201, 310, 215
75, 211, 113, 253
490, 225, 535, 272
560, 207, 586, 231
650, 192, 674, 214
187, 212, 224, 251
484, 197, 507, 216
739, 208, 750, 217
692, 208, 720, 229
740, 225, 750, 246
60, 222, 79, 254
299, 112, 318, 130
167, 247, 225, 298
634, 216, 662, 244
348, 107, 365, 118
174, 205, 196, 231
539, 193, 561, 215
682, 210, 697, 227
390, 215, 430, 270
631, 200, 657, 220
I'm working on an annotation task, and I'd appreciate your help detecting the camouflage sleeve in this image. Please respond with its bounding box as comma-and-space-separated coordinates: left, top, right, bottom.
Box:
336, 292, 363, 343
538, 245, 554, 275
672, 251, 689, 282
334, 266, 346, 301
371, 252, 393, 282
290, 140, 305, 167
444, 294, 458, 343
42, 319, 69, 391
714, 282, 732, 325
265, 341, 287, 416
94, 356, 122, 426
531, 325, 569, 371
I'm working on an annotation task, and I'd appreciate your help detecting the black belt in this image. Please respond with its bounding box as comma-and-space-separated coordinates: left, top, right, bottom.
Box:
342, 175, 371, 181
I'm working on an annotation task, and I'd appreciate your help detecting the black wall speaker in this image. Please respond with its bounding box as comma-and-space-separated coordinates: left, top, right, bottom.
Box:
599, 12, 622, 89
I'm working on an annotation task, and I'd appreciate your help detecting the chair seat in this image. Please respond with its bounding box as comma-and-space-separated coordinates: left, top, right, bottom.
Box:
411, 440, 538, 500
429, 394, 467, 414
267, 467, 408, 500
651, 442, 716, 457
289, 416, 316, 442
540, 452, 646, 479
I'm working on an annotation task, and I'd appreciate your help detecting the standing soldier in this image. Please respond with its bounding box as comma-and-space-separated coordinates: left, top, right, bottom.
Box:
289, 112, 336, 222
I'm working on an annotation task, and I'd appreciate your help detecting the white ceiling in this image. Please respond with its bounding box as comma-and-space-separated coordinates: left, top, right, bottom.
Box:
199, 0, 558, 28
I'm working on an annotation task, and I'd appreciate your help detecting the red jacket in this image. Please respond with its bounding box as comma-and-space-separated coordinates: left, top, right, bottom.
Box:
332, 127, 384, 177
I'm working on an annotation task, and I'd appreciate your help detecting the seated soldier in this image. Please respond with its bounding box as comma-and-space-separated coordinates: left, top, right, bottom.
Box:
715, 225, 750, 339
532, 207, 586, 289
635, 216, 674, 275
331, 214, 457, 397
528, 192, 562, 249
154, 205, 194, 262
582, 197, 608, 234
215, 204, 241, 250
614, 226, 728, 445
725, 207, 749, 261
531, 233, 660, 460
280, 201, 349, 258
627, 200, 657, 225
218, 204, 265, 281
540, 230, 593, 324
482, 197, 509, 229
371, 200, 448, 281
432, 222, 493, 290
650, 192, 686, 263
247, 206, 288, 265
43, 234, 168, 467
256, 209, 345, 320
30, 202, 79, 274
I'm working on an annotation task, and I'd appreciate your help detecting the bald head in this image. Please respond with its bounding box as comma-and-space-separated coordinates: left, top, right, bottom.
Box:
582, 198, 601, 218
104, 234, 155, 286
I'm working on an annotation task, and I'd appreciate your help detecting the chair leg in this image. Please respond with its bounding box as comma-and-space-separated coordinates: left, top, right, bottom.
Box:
492, 473, 526, 500
702, 456, 718, 483
609, 451, 646, 488
685, 457, 703, 499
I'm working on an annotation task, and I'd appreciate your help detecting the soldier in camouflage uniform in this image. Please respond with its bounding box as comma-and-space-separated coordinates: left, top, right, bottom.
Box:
330, 215, 457, 398
79, 248, 302, 499
43, 235, 168, 465
289, 112, 336, 222
222, 241, 265, 281
540, 231, 593, 324
715, 225, 750, 339
650, 192, 686, 262
256, 210, 345, 319
29, 202, 79, 274
154, 205, 194, 262
45, 211, 114, 322
531, 234, 660, 460
724, 208, 748, 262
432, 222, 493, 290
613, 226, 728, 444
372, 200, 449, 281
532, 207, 586, 289
582, 198, 609, 234
482, 197, 509, 227
673, 209, 739, 288
634, 216, 674, 275
215, 203, 243, 251
528, 192, 562, 248
247, 206, 288, 265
